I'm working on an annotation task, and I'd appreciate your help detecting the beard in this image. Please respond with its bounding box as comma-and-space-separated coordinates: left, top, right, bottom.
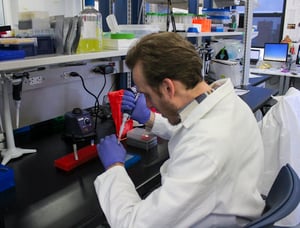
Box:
168, 115, 181, 125
159, 101, 181, 126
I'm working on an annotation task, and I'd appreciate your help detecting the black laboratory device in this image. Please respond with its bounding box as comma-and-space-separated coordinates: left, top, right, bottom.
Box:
63, 108, 96, 141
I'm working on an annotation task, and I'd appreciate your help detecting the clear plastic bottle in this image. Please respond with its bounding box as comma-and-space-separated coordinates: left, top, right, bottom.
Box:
76, 0, 102, 53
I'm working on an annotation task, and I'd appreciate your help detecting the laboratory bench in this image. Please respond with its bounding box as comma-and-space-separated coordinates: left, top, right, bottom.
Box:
248, 74, 272, 87
250, 66, 300, 95
246, 75, 278, 113
239, 85, 277, 113
0, 80, 278, 228
0, 31, 278, 226
0, 117, 168, 228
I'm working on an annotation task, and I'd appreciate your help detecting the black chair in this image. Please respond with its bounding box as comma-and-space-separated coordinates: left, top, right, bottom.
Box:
245, 164, 300, 228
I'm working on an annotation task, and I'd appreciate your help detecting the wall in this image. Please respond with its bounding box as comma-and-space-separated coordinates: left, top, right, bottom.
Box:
283, 0, 300, 42
0, 60, 122, 128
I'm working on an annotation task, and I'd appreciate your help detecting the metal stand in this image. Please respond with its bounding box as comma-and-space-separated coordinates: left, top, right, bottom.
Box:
1, 74, 36, 165
166, 0, 176, 32
241, 0, 254, 85
199, 45, 214, 79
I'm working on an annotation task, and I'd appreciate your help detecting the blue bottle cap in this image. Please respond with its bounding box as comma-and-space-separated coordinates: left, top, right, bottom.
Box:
85, 0, 94, 6
187, 27, 199, 33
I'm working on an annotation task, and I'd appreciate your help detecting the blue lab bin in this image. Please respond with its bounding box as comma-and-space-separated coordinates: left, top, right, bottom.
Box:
0, 164, 15, 192
0, 50, 26, 61
0, 42, 37, 56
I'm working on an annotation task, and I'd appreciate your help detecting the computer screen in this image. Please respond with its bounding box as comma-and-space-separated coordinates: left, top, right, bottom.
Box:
250, 49, 260, 60
250, 49, 260, 65
263, 43, 289, 62
296, 44, 300, 65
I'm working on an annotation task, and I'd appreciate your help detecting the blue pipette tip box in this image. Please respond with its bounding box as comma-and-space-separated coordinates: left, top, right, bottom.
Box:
125, 153, 141, 169
0, 164, 15, 192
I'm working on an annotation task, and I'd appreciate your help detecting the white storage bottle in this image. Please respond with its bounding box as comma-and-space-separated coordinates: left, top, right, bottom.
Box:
76, 0, 103, 53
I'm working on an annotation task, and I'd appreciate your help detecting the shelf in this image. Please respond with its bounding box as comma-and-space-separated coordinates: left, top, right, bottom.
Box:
184, 31, 243, 37
0, 49, 128, 72
146, 0, 188, 4
183, 30, 258, 39
212, 0, 242, 8
0, 30, 258, 72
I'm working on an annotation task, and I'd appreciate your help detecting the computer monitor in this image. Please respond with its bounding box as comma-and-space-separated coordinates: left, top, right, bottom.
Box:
250, 49, 260, 65
263, 43, 289, 62
296, 44, 300, 65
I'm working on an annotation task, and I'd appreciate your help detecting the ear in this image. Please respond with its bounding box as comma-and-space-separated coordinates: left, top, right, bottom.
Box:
161, 78, 175, 99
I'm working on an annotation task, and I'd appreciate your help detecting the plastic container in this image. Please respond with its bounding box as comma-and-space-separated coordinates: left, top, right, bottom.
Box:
230, 10, 239, 30
145, 12, 157, 24
0, 49, 26, 61
192, 17, 211, 32
202, 8, 231, 17
126, 128, 157, 151
36, 36, 55, 55
207, 15, 231, 24
103, 32, 137, 50
76, 0, 103, 54
210, 39, 244, 60
0, 43, 36, 56
211, 24, 224, 32
118, 24, 159, 38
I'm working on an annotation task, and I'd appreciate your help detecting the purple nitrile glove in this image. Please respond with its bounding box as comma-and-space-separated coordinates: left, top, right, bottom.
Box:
122, 90, 151, 124
96, 134, 126, 170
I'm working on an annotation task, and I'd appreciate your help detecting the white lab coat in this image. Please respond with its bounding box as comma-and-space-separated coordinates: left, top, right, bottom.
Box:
258, 87, 300, 226
94, 79, 265, 228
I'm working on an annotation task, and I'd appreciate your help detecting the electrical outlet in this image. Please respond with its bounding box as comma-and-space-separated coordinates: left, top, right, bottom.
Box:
62, 72, 72, 79
29, 76, 43, 85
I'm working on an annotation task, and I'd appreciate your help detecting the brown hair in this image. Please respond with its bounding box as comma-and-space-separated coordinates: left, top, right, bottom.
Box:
125, 32, 203, 93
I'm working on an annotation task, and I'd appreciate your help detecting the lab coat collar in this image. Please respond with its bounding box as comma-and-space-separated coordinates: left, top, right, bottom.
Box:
179, 79, 233, 129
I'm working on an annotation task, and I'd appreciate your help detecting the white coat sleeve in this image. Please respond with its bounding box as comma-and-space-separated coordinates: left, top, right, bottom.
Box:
94, 166, 142, 227
150, 113, 177, 140
94, 151, 218, 228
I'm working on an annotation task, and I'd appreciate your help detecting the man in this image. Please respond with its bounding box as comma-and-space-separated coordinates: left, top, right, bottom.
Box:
94, 32, 265, 227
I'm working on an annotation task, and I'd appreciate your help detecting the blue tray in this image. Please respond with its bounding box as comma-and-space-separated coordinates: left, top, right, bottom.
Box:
0, 49, 26, 61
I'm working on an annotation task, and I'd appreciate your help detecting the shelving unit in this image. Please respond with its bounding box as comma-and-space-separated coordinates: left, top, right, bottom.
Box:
143, 0, 254, 86
241, 0, 254, 85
